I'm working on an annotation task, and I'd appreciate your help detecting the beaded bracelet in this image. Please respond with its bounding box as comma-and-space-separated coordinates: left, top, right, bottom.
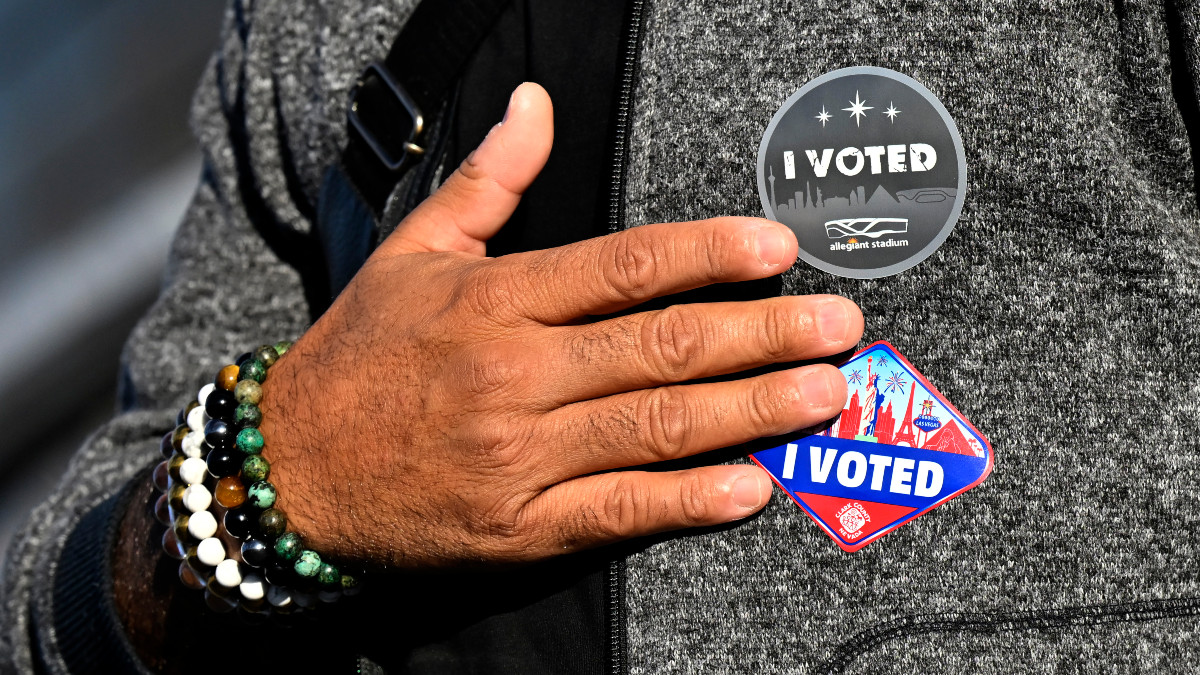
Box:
152, 341, 359, 615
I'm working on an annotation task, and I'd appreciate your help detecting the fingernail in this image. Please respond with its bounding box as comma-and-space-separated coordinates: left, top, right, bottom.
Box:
817, 300, 849, 342
800, 369, 834, 408
754, 226, 787, 266
732, 473, 769, 509
501, 84, 525, 125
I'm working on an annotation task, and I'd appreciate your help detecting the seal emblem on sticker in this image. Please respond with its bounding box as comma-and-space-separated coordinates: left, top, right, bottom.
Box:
757, 67, 966, 278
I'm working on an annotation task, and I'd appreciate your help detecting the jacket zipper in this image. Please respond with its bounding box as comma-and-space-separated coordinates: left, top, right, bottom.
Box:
606, 0, 649, 234
607, 2, 648, 674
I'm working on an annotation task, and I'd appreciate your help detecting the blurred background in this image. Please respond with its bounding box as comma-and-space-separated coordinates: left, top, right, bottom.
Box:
0, 1, 227, 566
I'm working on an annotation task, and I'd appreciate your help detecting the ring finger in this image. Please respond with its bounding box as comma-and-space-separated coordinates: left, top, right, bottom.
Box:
537, 363, 847, 481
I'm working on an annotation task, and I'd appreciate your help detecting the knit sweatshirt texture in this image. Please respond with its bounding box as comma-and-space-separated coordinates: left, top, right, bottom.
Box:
4, 1, 1200, 673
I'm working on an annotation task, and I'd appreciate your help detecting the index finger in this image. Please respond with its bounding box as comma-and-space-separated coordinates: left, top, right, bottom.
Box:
497, 217, 798, 325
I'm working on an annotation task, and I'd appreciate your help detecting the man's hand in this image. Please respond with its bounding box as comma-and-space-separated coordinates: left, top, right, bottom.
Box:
261, 83, 864, 568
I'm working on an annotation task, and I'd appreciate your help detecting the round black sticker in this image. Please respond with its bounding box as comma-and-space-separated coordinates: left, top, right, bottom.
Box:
757, 67, 966, 279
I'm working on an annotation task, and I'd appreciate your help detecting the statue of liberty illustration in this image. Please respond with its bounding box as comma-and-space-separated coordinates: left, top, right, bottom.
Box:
856, 355, 887, 441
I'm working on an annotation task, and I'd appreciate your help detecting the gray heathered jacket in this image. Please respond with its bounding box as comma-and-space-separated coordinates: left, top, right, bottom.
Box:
5, 0, 1200, 673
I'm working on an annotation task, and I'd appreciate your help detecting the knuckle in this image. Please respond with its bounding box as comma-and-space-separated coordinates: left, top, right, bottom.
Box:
642, 306, 703, 380
761, 302, 798, 361
459, 266, 522, 319
639, 387, 690, 461
467, 496, 535, 556
457, 344, 527, 400
600, 477, 654, 538
746, 377, 787, 432
463, 416, 533, 471
604, 234, 659, 300
703, 224, 735, 278
677, 473, 713, 525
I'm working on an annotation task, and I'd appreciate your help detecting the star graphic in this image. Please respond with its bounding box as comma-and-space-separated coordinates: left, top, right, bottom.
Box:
815, 105, 832, 127
884, 102, 901, 123
842, 90, 874, 127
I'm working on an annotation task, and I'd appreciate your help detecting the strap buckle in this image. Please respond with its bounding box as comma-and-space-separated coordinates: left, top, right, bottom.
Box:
348, 62, 426, 172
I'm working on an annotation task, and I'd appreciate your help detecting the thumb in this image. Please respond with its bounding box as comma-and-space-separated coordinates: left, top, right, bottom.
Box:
383, 82, 554, 256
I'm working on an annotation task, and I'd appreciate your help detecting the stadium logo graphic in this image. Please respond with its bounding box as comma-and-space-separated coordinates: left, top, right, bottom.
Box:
757, 68, 967, 279
825, 217, 908, 240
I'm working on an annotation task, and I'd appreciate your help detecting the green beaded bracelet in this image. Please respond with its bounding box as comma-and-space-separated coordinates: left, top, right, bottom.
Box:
218, 340, 358, 595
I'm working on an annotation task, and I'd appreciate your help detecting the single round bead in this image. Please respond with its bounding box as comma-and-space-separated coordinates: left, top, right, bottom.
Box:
197, 383, 216, 408
264, 559, 296, 586
234, 403, 261, 428
188, 510, 219, 540
239, 598, 268, 618
167, 454, 186, 480
241, 455, 270, 483
178, 457, 209, 486
224, 507, 256, 539
204, 590, 237, 613
253, 345, 279, 368
247, 481, 276, 509
181, 431, 205, 459
152, 461, 169, 492
184, 546, 207, 574
239, 573, 266, 601
203, 419, 232, 448
266, 585, 293, 608
240, 538, 271, 567
257, 508, 287, 539
208, 571, 236, 596
236, 428, 264, 454
213, 478, 244, 509
238, 359, 267, 384
317, 563, 340, 587
154, 493, 171, 525
216, 364, 239, 391
168, 484, 186, 510
292, 591, 317, 609
186, 405, 208, 433
172, 514, 190, 542
204, 388, 237, 422
179, 562, 205, 590
196, 537, 226, 566
234, 379, 263, 405
340, 574, 360, 596
318, 590, 342, 604
273, 341, 292, 356
182, 484, 212, 513
177, 401, 199, 427
273, 532, 302, 561
159, 432, 174, 460
215, 558, 244, 588
171, 424, 189, 450
206, 447, 242, 478
293, 550, 321, 578
161, 529, 184, 560
235, 352, 254, 367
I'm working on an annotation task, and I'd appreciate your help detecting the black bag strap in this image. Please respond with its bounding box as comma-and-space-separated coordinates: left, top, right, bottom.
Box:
318, 0, 512, 298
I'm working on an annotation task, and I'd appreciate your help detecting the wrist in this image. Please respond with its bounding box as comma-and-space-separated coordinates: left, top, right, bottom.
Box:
256, 346, 343, 558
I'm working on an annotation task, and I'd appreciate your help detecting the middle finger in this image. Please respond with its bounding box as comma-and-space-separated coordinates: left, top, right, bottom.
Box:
538, 294, 861, 406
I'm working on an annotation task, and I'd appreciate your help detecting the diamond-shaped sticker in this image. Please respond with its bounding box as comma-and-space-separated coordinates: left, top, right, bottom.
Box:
751, 341, 992, 552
